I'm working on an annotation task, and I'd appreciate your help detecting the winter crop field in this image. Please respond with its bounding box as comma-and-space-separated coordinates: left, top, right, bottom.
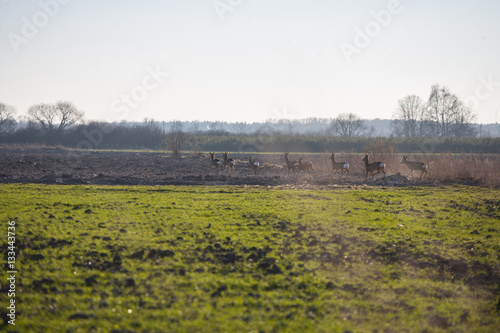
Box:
1, 184, 499, 332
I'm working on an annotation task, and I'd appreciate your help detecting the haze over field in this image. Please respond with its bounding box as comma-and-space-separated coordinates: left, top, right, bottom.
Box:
1, 0, 499, 123
1, 4, 500, 331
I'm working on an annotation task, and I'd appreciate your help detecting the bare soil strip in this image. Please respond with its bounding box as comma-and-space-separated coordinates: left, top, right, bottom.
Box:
0, 147, 491, 187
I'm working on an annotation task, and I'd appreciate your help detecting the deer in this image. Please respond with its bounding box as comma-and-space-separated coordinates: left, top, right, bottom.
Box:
248, 156, 259, 175
284, 152, 299, 177
401, 156, 428, 180
362, 155, 385, 180
297, 157, 314, 176
222, 152, 235, 173
329, 153, 349, 179
209, 152, 222, 176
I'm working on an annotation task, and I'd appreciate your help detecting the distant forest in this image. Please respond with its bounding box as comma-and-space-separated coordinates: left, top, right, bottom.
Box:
1, 99, 499, 153
1, 118, 499, 154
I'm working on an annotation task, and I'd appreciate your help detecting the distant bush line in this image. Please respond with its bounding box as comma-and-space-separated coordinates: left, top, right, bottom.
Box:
186, 134, 499, 154
0, 123, 498, 154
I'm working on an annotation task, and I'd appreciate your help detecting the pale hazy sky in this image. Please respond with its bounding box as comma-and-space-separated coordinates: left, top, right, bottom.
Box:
1, 0, 499, 123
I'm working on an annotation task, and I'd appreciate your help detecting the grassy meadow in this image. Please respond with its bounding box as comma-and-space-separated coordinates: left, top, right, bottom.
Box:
0, 184, 499, 332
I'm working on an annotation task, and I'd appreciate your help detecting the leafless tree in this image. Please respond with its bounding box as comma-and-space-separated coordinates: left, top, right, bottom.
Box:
27, 101, 84, 134
0, 102, 17, 134
331, 113, 367, 137
392, 86, 477, 138
450, 100, 477, 137
426, 85, 456, 137
164, 121, 186, 157
391, 95, 427, 137
426, 84, 476, 137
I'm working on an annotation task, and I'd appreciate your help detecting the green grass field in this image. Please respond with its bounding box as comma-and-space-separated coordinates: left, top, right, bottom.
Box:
1, 184, 499, 332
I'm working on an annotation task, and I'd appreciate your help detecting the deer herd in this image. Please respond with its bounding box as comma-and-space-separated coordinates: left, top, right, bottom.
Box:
207, 152, 428, 181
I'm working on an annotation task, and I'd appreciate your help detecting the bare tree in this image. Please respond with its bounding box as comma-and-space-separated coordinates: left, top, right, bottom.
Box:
0, 102, 17, 134
426, 85, 457, 137
331, 113, 367, 137
27, 101, 84, 134
27, 103, 54, 132
164, 121, 186, 157
391, 95, 427, 137
450, 100, 477, 137
426, 84, 476, 137
392, 86, 477, 138
54, 101, 84, 132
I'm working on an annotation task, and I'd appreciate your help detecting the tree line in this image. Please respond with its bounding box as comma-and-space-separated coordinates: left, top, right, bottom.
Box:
183, 134, 499, 154
0, 84, 498, 153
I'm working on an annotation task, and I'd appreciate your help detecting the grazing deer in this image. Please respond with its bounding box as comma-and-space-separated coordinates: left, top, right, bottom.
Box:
401, 156, 428, 180
329, 153, 349, 179
297, 157, 314, 176
362, 155, 385, 180
222, 152, 235, 173
209, 152, 222, 176
284, 152, 299, 177
248, 156, 259, 175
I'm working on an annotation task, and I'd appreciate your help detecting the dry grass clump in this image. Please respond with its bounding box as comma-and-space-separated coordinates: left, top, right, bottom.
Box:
428, 153, 499, 185
188, 149, 205, 159
0, 143, 52, 150
360, 140, 499, 187
375, 153, 499, 187
262, 150, 500, 187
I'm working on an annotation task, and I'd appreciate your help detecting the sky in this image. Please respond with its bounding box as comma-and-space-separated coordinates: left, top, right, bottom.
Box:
1, 0, 499, 124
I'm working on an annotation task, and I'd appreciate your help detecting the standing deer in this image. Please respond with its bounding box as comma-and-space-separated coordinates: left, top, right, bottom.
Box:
362, 155, 385, 180
284, 152, 299, 177
297, 157, 314, 176
401, 156, 428, 180
248, 156, 259, 175
329, 153, 349, 179
222, 152, 235, 173
209, 152, 222, 176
